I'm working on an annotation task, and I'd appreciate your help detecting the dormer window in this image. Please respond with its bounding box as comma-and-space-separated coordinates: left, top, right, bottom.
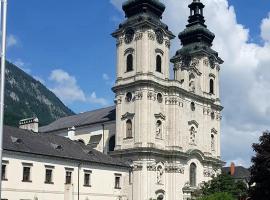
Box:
126, 54, 133, 72
156, 55, 162, 73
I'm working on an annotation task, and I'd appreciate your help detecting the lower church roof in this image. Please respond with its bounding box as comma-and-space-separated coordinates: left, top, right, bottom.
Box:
3, 125, 129, 168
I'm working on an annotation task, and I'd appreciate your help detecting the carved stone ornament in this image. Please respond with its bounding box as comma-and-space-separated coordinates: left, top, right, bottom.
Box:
147, 91, 156, 101
114, 96, 122, 105
135, 91, 143, 100
135, 32, 143, 41
165, 164, 185, 174
124, 28, 135, 44
133, 164, 143, 171
154, 113, 166, 120
121, 112, 135, 120
165, 40, 170, 48
147, 163, 157, 171
148, 32, 155, 41
188, 120, 199, 128
203, 168, 214, 177
203, 59, 209, 66
165, 97, 181, 106
209, 56, 215, 69
155, 29, 164, 44
116, 38, 123, 47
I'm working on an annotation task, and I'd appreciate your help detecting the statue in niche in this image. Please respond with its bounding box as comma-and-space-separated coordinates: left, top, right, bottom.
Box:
157, 165, 164, 184
189, 73, 195, 92
190, 127, 196, 144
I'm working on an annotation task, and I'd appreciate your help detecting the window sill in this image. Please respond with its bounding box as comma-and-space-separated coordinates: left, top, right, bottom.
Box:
44, 182, 54, 184
22, 180, 32, 183
84, 184, 92, 187
114, 187, 121, 190
124, 137, 133, 140
2, 178, 8, 181
65, 183, 72, 185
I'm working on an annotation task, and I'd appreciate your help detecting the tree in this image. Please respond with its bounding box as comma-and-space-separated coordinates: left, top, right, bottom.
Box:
197, 192, 234, 200
249, 131, 270, 200
199, 174, 247, 199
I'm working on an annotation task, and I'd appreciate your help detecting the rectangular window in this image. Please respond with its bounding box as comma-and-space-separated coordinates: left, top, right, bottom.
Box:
65, 171, 72, 184
84, 173, 91, 186
45, 169, 53, 184
114, 174, 121, 189
2, 164, 7, 180
22, 166, 31, 182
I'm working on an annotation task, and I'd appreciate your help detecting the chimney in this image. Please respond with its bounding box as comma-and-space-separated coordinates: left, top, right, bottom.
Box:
19, 117, 39, 133
67, 126, 76, 140
230, 162, 235, 176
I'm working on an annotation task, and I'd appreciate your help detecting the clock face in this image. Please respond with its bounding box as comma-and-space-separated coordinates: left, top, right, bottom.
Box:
155, 29, 164, 44
124, 29, 135, 44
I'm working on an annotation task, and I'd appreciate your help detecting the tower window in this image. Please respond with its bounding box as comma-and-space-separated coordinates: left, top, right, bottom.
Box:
156, 55, 162, 73
156, 120, 162, 139
190, 126, 196, 144
126, 119, 132, 138
211, 134, 215, 151
190, 102, 195, 111
190, 163, 197, 187
126, 54, 133, 72
126, 92, 132, 102
209, 79, 214, 94
157, 93, 163, 103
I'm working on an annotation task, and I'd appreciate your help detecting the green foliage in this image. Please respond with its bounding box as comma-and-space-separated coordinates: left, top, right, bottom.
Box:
198, 192, 234, 200
249, 131, 270, 200
3, 60, 74, 127
200, 174, 247, 199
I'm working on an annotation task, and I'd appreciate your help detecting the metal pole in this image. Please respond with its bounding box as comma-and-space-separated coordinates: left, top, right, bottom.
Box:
0, 0, 7, 198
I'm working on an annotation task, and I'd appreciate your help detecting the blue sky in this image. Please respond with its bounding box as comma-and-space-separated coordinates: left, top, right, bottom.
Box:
6, 0, 270, 166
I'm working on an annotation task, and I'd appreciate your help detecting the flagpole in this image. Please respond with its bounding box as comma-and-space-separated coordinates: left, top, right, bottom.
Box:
0, 0, 7, 198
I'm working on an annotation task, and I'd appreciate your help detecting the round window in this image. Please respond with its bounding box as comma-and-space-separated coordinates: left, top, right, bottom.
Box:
126, 92, 132, 102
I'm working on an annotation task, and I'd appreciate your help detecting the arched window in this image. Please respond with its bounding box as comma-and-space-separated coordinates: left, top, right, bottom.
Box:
156, 55, 162, 73
108, 135, 115, 152
211, 134, 215, 151
126, 119, 132, 138
156, 120, 162, 138
157, 195, 164, 200
190, 163, 197, 187
189, 73, 195, 92
126, 54, 133, 72
209, 79, 214, 94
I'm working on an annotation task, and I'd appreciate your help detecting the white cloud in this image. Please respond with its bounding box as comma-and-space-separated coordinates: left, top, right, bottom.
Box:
102, 73, 110, 81
49, 69, 108, 106
7, 34, 17, 48
261, 13, 270, 43
111, 0, 270, 167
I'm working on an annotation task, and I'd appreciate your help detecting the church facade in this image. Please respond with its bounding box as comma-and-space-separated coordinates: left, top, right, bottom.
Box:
40, 0, 224, 199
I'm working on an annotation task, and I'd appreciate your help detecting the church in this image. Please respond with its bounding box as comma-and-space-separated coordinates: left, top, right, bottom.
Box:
3, 0, 224, 200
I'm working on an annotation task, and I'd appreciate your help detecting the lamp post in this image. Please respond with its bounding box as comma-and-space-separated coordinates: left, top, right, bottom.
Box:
0, 0, 8, 198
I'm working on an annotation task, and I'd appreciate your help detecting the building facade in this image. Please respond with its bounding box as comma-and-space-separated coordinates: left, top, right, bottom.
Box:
40, 0, 224, 199
2, 126, 131, 200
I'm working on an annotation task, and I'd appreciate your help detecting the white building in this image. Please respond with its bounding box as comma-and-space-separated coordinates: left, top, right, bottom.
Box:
40, 0, 225, 199
2, 125, 131, 200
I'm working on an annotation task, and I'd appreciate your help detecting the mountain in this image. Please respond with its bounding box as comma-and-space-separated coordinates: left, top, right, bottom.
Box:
3, 60, 75, 127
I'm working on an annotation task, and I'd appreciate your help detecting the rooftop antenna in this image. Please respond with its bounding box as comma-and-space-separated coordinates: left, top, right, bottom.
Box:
0, 0, 8, 198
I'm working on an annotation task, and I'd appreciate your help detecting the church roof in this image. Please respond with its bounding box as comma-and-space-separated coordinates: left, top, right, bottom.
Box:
3, 125, 128, 168
39, 106, 116, 133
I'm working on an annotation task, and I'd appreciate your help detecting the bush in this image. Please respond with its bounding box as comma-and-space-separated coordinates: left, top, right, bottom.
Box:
198, 192, 234, 200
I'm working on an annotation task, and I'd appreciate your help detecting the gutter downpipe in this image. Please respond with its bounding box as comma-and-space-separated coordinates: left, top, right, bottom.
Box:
102, 124, 105, 154
77, 163, 82, 200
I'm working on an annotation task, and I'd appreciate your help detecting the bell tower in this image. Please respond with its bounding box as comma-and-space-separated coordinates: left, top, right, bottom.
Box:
112, 0, 175, 152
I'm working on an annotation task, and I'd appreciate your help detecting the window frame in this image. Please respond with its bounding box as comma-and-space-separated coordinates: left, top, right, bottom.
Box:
156, 54, 162, 73
22, 166, 32, 182
65, 169, 73, 185
190, 163, 197, 187
2, 164, 7, 181
114, 173, 122, 189
44, 166, 54, 184
126, 119, 133, 139
83, 170, 92, 187
126, 54, 133, 72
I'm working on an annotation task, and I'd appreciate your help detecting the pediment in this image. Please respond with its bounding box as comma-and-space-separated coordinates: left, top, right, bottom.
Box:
154, 113, 166, 120
188, 120, 199, 128
121, 112, 135, 120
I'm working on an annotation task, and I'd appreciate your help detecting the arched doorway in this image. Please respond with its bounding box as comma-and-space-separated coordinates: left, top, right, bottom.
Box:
108, 135, 115, 152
